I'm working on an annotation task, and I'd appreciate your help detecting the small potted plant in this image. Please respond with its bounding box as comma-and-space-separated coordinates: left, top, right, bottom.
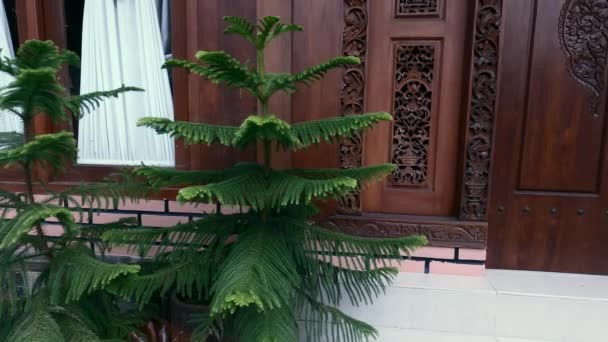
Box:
104, 16, 426, 341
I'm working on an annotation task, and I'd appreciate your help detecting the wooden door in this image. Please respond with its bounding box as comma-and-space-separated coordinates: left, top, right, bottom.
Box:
363, 0, 473, 216
488, 0, 608, 275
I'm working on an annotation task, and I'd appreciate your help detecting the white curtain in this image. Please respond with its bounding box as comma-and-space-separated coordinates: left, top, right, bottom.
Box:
78, 0, 175, 166
0, 0, 20, 134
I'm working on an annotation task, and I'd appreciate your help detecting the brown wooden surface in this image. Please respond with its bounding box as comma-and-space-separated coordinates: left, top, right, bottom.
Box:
1, 0, 498, 250
323, 213, 487, 249
487, 0, 608, 275
191, 0, 257, 171
363, 0, 473, 216
291, 0, 342, 171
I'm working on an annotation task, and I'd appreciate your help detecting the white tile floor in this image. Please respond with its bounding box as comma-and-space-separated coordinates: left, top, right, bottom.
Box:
335, 270, 608, 342
372, 328, 550, 341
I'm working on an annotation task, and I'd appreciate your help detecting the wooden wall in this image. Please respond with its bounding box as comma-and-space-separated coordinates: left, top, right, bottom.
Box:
1, 0, 504, 250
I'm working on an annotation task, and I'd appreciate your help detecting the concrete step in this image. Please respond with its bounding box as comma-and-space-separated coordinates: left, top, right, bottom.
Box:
335, 270, 608, 342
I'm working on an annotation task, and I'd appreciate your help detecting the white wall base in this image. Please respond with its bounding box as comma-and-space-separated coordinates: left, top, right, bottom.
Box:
325, 270, 608, 342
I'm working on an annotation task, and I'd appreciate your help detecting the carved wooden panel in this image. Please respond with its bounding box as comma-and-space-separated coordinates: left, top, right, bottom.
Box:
390, 43, 437, 187
459, 0, 502, 221
323, 215, 487, 249
338, 0, 368, 215
396, 0, 440, 17
559, 0, 608, 117
363, 1, 470, 216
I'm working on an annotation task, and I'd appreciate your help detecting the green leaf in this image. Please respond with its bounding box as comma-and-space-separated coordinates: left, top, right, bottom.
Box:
290, 112, 392, 148
137, 117, 238, 146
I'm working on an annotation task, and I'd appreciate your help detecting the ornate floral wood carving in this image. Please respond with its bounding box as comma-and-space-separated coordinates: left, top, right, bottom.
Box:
459, 0, 502, 221
323, 216, 487, 248
559, 0, 608, 117
391, 44, 436, 187
338, 0, 368, 215
396, 0, 439, 17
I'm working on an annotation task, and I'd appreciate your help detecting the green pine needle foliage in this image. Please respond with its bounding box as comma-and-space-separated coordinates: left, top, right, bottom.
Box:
0, 40, 144, 340
138, 116, 237, 146
0, 132, 76, 172
48, 245, 140, 304
104, 16, 428, 341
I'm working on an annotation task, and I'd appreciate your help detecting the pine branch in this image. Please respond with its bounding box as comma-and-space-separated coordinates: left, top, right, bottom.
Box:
164, 51, 258, 93
6, 306, 65, 342
15, 40, 79, 71
255, 16, 303, 49
0, 68, 67, 122
299, 292, 378, 342
48, 306, 101, 342
133, 165, 229, 188
102, 214, 243, 256
232, 305, 298, 342
46, 175, 154, 213
223, 16, 256, 45
110, 252, 212, 308
0, 54, 18, 76
0, 189, 26, 207
293, 56, 360, 85
48, 245, 140, 304
223, 15, 303, 50
0, 246, 29, 320
65, 85, 143, 118
0, 132, 76, 171
302, 221, 427, 268
233, 115, 301, 149
301, 260, 398, 307
190, 312, 223, 342
0, 131, 23, 150
211, 224, 299, 315
286, 164, 397, 186
0, 204, 76, 249
178, 166, 358, 211
137, 117, 238, 146
262, 72, 297, 98
290, 112, 392, 148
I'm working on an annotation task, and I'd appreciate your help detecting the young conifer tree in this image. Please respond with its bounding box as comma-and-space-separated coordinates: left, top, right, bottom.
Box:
104, 16, 427, 341
0, 40, 149, 341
